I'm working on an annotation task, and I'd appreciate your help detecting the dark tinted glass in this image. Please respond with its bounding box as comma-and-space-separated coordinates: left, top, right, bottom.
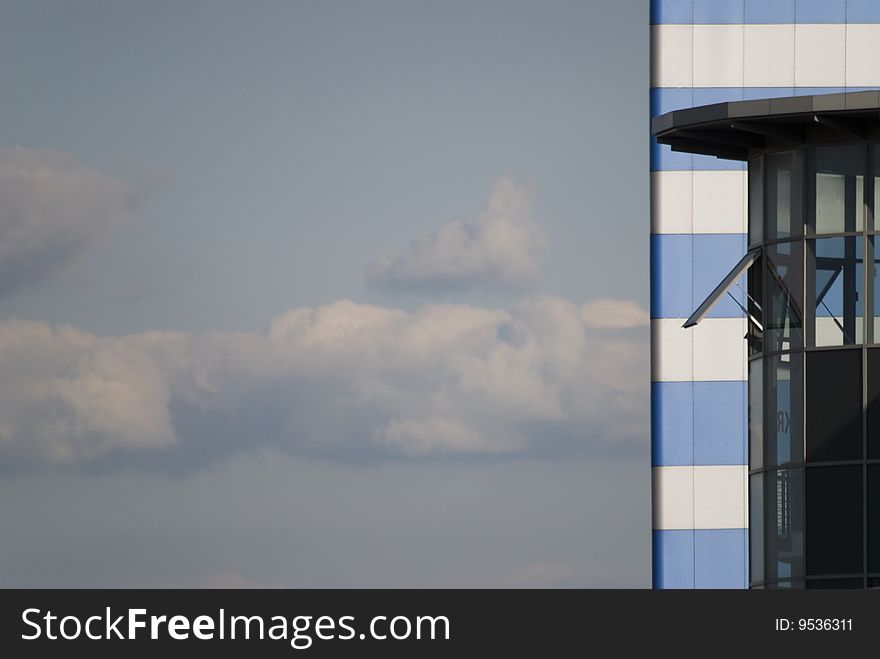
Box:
808, 144, 866, 234
806, 579, 863, 589
765, 241, 803, 352
747, 257, 763, 355
749, 359, 763, 469
806, 465, 863, 576
765, 468, 804, 583
868, 349, 880, 459
806, 350, 862, 462
808, 237, 864, 347
766, 150, 803, 240
766, 353, 803, 466
750, 473, 764, 584
869, 465, 880, 573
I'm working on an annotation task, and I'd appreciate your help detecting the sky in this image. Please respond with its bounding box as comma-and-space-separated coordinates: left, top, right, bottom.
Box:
0, 0, 649, 588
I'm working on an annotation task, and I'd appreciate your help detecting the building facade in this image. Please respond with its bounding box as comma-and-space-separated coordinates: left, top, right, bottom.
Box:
650, 0, 880, 588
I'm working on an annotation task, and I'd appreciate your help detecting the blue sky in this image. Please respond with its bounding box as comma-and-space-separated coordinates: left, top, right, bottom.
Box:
0, 0, 649, 588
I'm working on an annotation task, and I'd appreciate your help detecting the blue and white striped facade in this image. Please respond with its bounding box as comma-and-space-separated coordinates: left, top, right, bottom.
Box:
650, 0, 880, 588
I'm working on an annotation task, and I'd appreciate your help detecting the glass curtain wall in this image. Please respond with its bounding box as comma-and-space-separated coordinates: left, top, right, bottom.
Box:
748, 142, 880, 589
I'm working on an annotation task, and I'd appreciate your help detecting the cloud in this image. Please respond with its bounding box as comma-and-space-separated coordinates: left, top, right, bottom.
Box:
0, 296, 647, 468
366, 178, 542, 292
0, 147, 134, 297
580, 298, 650, 329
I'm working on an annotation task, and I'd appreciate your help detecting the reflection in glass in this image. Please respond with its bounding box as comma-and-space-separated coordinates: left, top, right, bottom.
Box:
810, 144, 866, 234
872, 238, 880, 343
765, 353, 803, 466
749, 359, 763, 469
765, 468, 804, 584
765, 241, 803, 352
747, 257, 763, 355
806, 465, 863, 577
750, 473, 764, 585
766, 151, 802, 240
808, 237, 864, 347
875, 144, 880, 231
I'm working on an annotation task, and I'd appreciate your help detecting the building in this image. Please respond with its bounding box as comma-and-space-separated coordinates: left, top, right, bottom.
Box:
650, 0, 880, 589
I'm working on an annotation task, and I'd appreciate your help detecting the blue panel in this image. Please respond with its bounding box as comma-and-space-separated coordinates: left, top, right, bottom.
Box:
692, 87, 744, 106
651, 0, 693, 25
652, 382, 694, 466
694, 529, 748, 588
693, 381, 748, 465
650, 87, 694, 120
692, 154, 746, 171
651, 0, 876, 24
651, 87, 693, 172
793, 86, 846, 96
693, 233, 748, 318
652, 138, 694, 171
653, 530, 695, 588
847, 0, 880, 23
742, 87, 794, 100
651, 234, 693, 318
795, 0, 846, 22
694, 0, 744, 23
745, 0, 795, 23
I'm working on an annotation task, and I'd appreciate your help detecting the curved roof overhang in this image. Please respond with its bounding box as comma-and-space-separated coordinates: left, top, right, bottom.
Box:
652, 91, 880, 161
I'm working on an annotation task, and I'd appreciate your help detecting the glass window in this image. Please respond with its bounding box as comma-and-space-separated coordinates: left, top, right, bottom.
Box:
807, 237, 864, 347
874, 143, 880, 231
872, 238, 880, 344
766, 151, 803, 240
870, 465, 880, 573
750, 473, 764, 585
806, 350, 862, 462
806, 579, 863, 589
765, 241, 803, 352
806, 465, 863, 577
766, 353, 803, 466
765, 468, 804, 584
809, 144, 866, 234
684, 249, 760, 329
749, 155, 764, 246
868, 349, 880, 460
749, 359, 763, 469
747, 257, 763, 355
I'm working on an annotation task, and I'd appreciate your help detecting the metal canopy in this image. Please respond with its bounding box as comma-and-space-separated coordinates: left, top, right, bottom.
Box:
652, 91, 880, 160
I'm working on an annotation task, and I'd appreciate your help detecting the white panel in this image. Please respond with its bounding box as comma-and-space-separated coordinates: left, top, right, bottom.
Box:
693, 465, 748, 530
651, 25, 693, 88
693, 25, 744, 88
744, 25, 795, 88
653, 466, 694, 530
651, 171, 693, 235
795, 24, 845, 87
692, 318, 748, 381
693, 171, 746, 235
846, 24, 880, 88
651, 318, 693, 382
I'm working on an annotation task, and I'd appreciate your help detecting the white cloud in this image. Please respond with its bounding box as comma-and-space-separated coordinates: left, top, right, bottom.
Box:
581, 298, 650, 329
0, 147, 134, 297
366, 178, 542, 292
0, 297, 647, 467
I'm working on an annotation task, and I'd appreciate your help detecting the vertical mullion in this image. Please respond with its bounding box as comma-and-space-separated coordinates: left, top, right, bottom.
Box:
866, 144, 872, 589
